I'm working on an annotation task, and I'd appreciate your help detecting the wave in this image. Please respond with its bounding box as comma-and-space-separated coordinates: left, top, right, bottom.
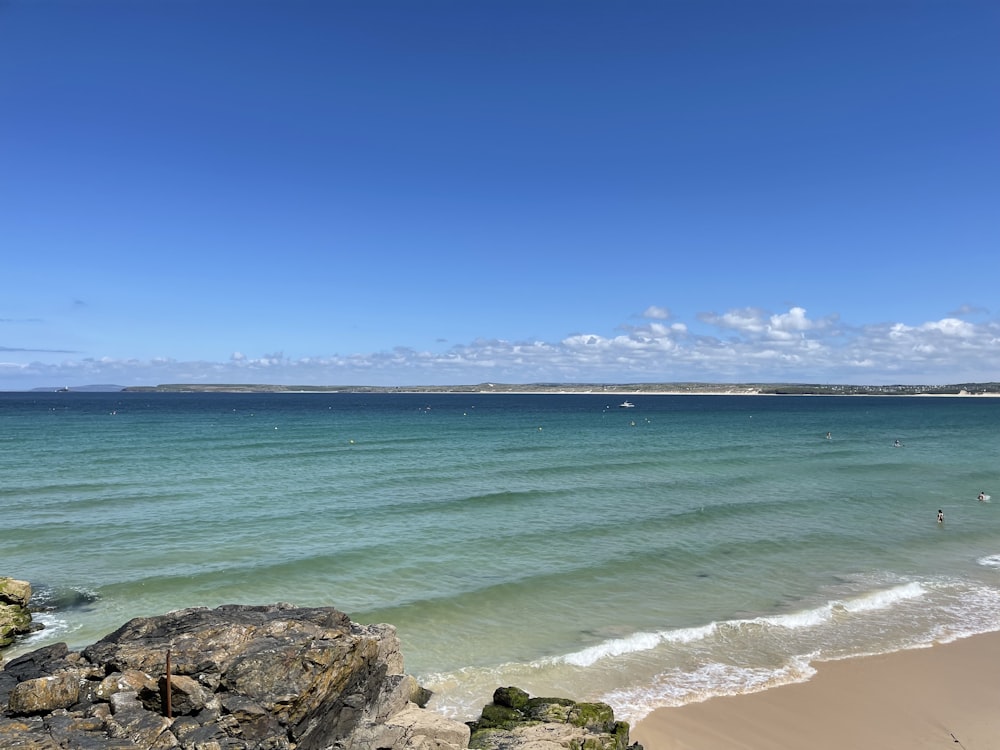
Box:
977, 553, 1000, 568
557, 582, 928, 668
601, 654, 818, 723
560, 624, 719, 668
836, 581, 925, 613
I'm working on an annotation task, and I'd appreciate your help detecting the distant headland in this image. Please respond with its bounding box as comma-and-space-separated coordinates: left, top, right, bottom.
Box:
111, 382, 1000, 396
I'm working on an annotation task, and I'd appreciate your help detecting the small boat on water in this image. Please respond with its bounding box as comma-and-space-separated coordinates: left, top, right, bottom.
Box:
619, 400, 635, 408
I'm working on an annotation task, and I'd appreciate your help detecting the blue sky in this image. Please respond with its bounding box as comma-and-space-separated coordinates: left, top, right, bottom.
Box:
2, 0, 998, 390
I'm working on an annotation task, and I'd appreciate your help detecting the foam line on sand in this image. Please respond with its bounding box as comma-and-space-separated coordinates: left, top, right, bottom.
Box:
630, 630, 1000, 749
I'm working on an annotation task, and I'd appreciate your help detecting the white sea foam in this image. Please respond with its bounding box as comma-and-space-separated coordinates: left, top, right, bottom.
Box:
759, 604, 833, 629
661, 622, 719, 644
561, 631, 663, 667
603, 655, 817, 725
753, 582, 926, 632
928, 583, 1000, 642
6, 613, 72, 657
562, 583, 930, 670
977, 553, 1000, 568
560, 622, 718, 667
838, 581, 926, 612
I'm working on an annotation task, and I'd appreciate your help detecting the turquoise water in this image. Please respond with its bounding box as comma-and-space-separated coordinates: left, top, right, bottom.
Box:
3, 392, 999, 723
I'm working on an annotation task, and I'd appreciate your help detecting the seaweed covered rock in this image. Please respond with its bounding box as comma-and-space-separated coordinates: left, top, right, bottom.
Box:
0, 603, 470, 750
0, 577, 34, 649
467, 686, 642, 750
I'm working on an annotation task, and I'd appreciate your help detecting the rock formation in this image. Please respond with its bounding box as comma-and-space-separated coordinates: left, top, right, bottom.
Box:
0, 603, 470, 749
467, 686, 641, 750
0, 577, 34, 649
1, 600, 645, 749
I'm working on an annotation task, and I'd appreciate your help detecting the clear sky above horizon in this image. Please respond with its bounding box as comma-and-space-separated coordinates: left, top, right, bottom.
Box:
2, 0, 998, 390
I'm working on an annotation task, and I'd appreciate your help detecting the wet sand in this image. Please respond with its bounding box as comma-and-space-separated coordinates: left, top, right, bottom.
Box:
631, 631, 1000, 749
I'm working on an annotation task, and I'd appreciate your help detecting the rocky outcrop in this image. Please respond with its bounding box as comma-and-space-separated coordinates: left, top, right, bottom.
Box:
0, 603, 470, 749
0, 577, 33, 649
467, 686, 642, 750
1, 601, 646, 750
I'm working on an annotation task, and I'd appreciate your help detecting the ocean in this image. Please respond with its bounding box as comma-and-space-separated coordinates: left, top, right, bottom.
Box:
2, 391, 999, 725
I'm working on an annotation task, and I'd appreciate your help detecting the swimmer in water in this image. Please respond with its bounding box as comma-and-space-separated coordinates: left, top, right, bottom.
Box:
937, 509, 945, 523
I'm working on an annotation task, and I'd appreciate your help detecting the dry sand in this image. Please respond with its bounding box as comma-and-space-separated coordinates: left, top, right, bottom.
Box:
630, 631, 1000, 749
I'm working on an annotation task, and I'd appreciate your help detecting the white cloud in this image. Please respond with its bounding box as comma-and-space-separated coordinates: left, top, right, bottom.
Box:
701, 306, 828, 342
3, 307, 1000, 390
919, 318, 975, 337
769, 306, 813, 333
699, 307, 767, 335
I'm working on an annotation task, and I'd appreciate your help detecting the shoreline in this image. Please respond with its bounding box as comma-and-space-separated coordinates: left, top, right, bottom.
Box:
630, 631, 1000, 749
45, 384, 1000, 397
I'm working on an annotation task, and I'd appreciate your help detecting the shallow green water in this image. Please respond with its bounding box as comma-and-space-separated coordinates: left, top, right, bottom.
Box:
3, 391, 999, 722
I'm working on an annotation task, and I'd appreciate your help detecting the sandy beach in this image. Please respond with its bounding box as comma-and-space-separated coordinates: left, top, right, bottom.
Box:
631, 631, 1000, 750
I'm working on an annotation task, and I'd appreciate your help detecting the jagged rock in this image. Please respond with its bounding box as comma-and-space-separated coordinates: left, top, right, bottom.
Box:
467, 687, 642, 750
0, 603, 470, 750
1, 603, 645, 750
0, 577, 34, 649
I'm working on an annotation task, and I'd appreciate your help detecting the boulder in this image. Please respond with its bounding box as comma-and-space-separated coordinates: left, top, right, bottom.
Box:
0, 603, 469, 750
0, 577, 34, 649
467, 687, 642, 750
8, 673, 81, 714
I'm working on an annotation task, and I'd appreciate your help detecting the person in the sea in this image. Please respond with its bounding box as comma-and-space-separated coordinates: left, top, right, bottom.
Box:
893, 439, 902, 447
937, 509, 945, 523
979, 492, 986, 502
825, 432, 832, 440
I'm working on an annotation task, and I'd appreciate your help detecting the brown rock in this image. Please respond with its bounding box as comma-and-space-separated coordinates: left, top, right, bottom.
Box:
8, 674, 81, 715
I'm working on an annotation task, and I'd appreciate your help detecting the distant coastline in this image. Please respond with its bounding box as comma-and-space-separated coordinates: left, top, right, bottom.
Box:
111, 381, 1000, 396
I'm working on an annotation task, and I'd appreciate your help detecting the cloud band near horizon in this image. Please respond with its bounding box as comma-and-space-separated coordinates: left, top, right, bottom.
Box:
2, 306, 998, 390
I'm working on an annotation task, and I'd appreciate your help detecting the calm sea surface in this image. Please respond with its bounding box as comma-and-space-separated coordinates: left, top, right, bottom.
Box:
2, 392, 999, 723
